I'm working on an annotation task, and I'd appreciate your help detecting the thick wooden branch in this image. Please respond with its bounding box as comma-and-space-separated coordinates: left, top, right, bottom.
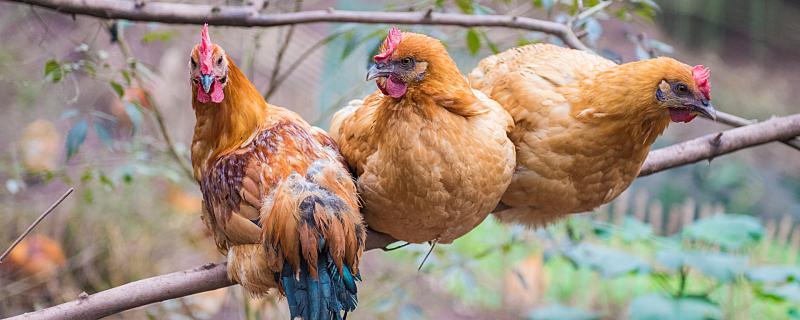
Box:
8, 0, 589, 50
10, 113, 800, 319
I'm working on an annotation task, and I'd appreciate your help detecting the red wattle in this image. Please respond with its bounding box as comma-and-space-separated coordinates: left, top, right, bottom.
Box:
384, 76, 407, 98
211, 80, 224, 103
669, 109, 697, 123
195, 80, 225, 104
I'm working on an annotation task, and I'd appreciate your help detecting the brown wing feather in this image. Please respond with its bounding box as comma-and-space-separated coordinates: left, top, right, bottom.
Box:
200, 110, 364, 295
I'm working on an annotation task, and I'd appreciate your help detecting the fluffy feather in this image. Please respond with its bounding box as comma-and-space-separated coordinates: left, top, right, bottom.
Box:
330, 31, 515, 244
469, 43, 712, 227
190, 28, 365, 319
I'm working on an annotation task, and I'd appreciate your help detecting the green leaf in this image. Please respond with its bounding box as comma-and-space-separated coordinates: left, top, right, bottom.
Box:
764, 283, 800, 302
93, 120, 113, 148
44, 59, 63, 83
529, 304, 601, 320
340, 31, 359, 61
60, 109, 80, 120
683, 214, 764, 250
619, 217, 654, 241
66, 119, 88, 160
540, 0, 555, 11
455, 0, 474, 14
748, 266, 800, 284
121, 69, 132, 86
110, 81, 125, 98
690, 253, 747, 283
628, 293, 721, 320
656, 250, 747, 283
481, 32, 500, 54
83, 61, 97, 77
434, 0, 445, 8
141, 30, 176, 44
562, 243, 650, 278
98, 172, 114, 188
633, 0, 660, 11
790, 308, 800, 320
124, 102, 144, 135
466, 28, 481, 55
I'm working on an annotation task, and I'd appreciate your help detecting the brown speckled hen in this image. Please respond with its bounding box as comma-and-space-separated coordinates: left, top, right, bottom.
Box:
189, 24, 365, 320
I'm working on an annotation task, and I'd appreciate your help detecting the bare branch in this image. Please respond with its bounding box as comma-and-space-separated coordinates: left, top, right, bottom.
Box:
703, 111, 800, 151
9, 113, 800, 319
0, 188, 74, 263
7, 262, 232, 320
8, 0, 590, 51
639, 114, 800, 176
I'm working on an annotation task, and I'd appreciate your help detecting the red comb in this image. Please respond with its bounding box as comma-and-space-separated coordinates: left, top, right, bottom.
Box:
692, 65, 711, 100
373, 27, 402, 63
199, 23, 213, 74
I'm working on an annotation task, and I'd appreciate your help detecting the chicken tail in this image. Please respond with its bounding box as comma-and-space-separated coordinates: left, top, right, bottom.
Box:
262, 161, 365, 320
280, 240, 360, 320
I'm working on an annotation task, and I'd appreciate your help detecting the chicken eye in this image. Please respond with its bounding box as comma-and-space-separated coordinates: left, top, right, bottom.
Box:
217, 56, 224, 65
190, 58, 197, 69
675, 83, 688, 93
400, 57, 413, 67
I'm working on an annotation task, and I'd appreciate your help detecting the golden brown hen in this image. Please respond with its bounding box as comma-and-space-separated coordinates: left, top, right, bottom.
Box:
330, 27, 515, 244
189, 24, 365, 319
469, 44, 715, 227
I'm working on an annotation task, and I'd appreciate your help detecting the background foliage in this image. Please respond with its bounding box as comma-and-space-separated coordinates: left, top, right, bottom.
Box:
0, 0, 799, 319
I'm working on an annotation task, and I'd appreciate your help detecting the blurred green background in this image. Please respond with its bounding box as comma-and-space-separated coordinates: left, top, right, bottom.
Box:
0, 0, 799, 319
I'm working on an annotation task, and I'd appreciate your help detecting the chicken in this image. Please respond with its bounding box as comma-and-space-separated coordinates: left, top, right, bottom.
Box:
468, 44, 715, 227
189, 24, 365, 320
330, 27, 515, 244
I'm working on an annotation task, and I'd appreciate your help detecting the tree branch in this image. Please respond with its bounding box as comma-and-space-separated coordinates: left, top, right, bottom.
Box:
7, 263, 232, 320
705, 111, 800, 151
639, 113, 800, 176
7, 0, 590, 51
9, 113, 800, 319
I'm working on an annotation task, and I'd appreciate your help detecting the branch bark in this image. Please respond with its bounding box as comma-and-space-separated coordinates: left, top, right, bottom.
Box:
707, 111, 800, 151
639, 114, 800, 176
8, 0, 590, 51
9, 113, 800, 320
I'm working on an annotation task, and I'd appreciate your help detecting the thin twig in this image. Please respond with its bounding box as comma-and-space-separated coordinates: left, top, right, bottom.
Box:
575, 0, 612, 22
109, 22, 195, 180
0, 188, 74, 263
269, 31, 347, 98
264, 0, 303, 100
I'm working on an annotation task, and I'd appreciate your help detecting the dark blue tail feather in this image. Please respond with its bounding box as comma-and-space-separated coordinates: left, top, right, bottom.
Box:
280, 251, 359, 319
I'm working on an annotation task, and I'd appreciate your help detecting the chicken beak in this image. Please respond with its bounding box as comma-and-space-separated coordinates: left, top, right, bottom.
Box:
693, 99, 717, 120
366, 63, 393, 81
200, 74, 214, 93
